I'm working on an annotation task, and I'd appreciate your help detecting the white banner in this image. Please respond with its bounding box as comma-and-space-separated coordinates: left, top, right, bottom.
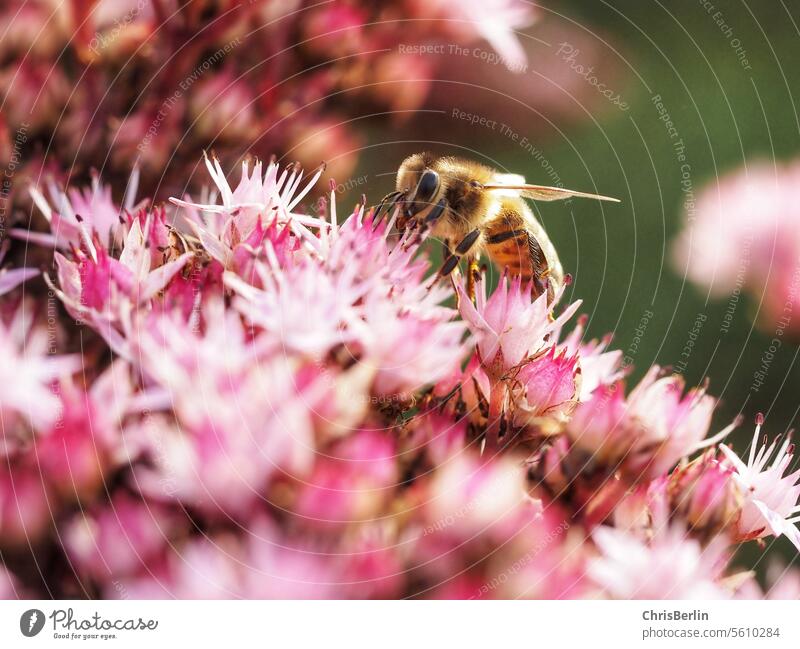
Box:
1, 600, 798, 648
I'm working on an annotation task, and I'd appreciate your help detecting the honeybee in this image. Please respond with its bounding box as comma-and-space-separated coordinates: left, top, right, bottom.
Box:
376, 153, 619, 303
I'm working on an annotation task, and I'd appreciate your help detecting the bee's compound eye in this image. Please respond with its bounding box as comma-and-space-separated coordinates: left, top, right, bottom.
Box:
415, 170, 439, 202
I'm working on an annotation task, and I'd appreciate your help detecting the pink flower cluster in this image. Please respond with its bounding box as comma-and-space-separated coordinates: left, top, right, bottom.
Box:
673, 161, 800, 336
1, 157, 799, 599
0, 0, 536, 208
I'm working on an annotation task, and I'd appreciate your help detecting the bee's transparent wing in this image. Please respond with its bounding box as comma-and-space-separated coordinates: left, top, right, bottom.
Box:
483, 178, 620, 203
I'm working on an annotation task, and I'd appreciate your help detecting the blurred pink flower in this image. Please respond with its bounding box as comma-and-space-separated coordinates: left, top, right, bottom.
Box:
0, 303, 78, 443
128, 301, 316, 516
63, 491, 181, 583
405, 0, 535, 71
0, 563, 22, 599
672, 161, 800, 333
0, 462, 53, 549
292, 430, 399, 529
589, 525, 731, 599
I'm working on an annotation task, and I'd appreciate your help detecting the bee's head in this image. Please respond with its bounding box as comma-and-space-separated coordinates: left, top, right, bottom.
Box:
396, 153, 443, 223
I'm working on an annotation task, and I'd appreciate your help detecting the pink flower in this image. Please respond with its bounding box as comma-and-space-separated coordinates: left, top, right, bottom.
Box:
566, 368, 730, 479
564, 382, 628, 467
0, 303, 79, 443
0, 462, 53, 549
114, 534, 246, 599
623, 368, 721, 478
406, 0, 535, 71
719, 415, 800, 551
558, 314, 625, 399
225, 259, 366, 360
128, 301, 316, 516
356, 296, 468, 397
668, 451, 741, 538
458, 276, 580, 378
589, 525, 731, 599
63, 491, 181, 582
170, 155, 329, 272
510, 346, 580, 427
292, 431, 399, 529
188, 71, 260, 143
20, 170, 139, 250
34, 381, 118, 502
47, 219, 191, 356
672, 161, 800, 333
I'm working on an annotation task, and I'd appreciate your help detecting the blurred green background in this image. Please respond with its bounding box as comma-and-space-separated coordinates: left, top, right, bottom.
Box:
352, 0, 800, 566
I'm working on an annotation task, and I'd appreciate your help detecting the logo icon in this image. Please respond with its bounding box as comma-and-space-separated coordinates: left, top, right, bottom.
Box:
20, 609, 45, 637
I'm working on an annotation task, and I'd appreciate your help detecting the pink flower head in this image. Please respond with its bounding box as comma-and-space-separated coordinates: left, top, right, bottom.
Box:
355, 295, 468, 397
0, 302, 79, 444
19, 169, 140, 250
672, 161, 800, 333
407, 0, 535, 71
511, 346, 580, 427
567, 367, 728, 480
114, 534, 246, 599
63, 491, 181, 583
170, 154, 330, 272
564, 382, 629, 467
129, 301, 316, 516
589, 525, 731, 599
624, 368, 721, 478
292, 430, 399, 529
719, 415, 800, 551
0, 461, 53, 549
420, 452, 534, 548
48, 219, 191, 356
668, 451, 742, 537
458, 275, 580, 378
225, 258, 366, 361
558, 314, 625, 399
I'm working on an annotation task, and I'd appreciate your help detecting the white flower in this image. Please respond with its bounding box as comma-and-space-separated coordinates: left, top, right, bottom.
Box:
720, 415, 800, 551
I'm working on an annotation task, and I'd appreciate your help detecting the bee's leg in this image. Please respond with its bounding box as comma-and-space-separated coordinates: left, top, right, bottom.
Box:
372, 191, 403, 230
437, 228, 481, 280
465, 256, 480, 304
485, 228, 527, 245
